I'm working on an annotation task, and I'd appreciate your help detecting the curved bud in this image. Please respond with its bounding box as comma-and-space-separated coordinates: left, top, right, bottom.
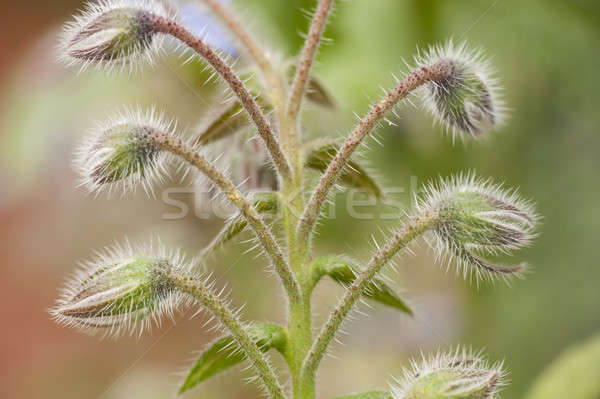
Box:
392, 348, 505, 399
417, 173, 539, 282
50, 238, 187, 337
59, 0, 173, 71
74, 107, 173, 195
416, 41, 505, 140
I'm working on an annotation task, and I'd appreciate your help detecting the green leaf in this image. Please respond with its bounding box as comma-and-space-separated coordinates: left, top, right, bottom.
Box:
192, 92, 272, 146
287, 65, 336, 108
332, 391, 392, 399
525, 333, 600, 399
304, 139, 383, 199
305, 75, 336, 108
311, 256, 412, 315
194, 101, 248, 145
179, 322, 287, 395
200, 192, 279, 259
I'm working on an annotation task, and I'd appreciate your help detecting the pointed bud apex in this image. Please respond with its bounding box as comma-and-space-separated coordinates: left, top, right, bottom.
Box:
416, 41, 505, 140
392, 348, 505, 399
74, 108, 173, 195
417, 174, 539, 282
51, 239, 187, 337
60, 0, 173, 71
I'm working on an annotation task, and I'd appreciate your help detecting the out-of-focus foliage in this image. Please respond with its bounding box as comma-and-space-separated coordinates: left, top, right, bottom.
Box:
525, 333, 600, 399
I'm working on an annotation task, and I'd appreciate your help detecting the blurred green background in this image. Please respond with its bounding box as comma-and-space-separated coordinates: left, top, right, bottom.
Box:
1, 0, 599, 398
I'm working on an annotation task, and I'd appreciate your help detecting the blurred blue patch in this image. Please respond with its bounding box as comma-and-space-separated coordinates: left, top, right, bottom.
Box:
179, 1, 238, 56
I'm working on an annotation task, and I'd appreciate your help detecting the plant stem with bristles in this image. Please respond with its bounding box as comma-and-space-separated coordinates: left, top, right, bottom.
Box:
147, 129, 301, 303
301, 210, 438, 383
167, 271, 286, 399
297, 62, 452, 250
287, 0, 335, 123
200, 0, 288, 121
152, 16, 292, 181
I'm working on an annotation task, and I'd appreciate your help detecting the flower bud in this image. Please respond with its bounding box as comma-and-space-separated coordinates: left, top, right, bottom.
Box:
74, 108, 172, 195
60, 0, 171, 71
51, 239, 186, 337
416, 41, 505, 140
417, 174, 538, 281
392, 348, 504, 399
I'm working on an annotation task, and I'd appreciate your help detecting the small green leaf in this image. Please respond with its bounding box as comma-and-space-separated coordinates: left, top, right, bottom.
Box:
287, 66, 336, 108
306, 76, 336, 108
194, 101, 248, 146
179, 322, 287, 395
193, 94, 272, 146
304, 140, 383, 199
200, 192, 279, 259
525, 333, 600, 399
332, 391, 392, 399
311, 256, 412, 315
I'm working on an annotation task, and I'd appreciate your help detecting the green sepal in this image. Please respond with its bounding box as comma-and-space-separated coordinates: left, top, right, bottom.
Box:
200, 192, 279, 259
311, 256, 412, 315
179, 322, 287, 395
304, 139, 383, 199
331, 391, 392, 399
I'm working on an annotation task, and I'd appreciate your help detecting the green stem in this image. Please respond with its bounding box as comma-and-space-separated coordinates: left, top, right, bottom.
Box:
301, 211, 438, 383
167, 271, 286, 399
287, 0, 335, 123
282, 155, 314, 399
280, 113, 313, 399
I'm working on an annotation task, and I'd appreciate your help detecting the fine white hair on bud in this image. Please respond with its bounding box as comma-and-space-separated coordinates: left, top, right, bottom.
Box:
415, 40, 505, 141
74, 107, 174, 196
50, 238, 189, 338
59, 0, 174, 72
416, 173, 539, 283
391, 347, 506, 399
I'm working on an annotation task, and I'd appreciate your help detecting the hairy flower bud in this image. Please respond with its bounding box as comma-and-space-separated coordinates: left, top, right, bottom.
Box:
74, 107, 172, 195
59, 0, 172, 71
51, 239, 186, 337
417, 174, 538, 282
416, 41, 505, 140
392, 348, 505, 399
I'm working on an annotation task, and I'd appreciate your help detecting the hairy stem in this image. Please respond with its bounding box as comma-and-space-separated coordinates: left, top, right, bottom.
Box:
287, 0, 335, 122
199, 0, 288, 119
167, 271, 286, 399
297, 62, 452, 247
302, 210, 438, 381
152, 16, 292, 180
148, 130, 301, 302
